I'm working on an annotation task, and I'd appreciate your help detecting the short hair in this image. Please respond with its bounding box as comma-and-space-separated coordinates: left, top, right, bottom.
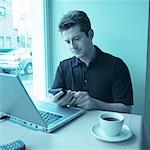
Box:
58, 10, 91, 36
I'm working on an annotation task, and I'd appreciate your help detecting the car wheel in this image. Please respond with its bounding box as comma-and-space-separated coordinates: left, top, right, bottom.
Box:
24, 62, 33, 74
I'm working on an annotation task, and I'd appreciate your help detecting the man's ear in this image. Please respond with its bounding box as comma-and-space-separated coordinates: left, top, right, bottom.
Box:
88, 29, 94, 39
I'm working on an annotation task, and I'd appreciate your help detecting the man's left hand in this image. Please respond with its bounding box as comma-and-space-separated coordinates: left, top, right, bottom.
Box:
73, 91, 96, 110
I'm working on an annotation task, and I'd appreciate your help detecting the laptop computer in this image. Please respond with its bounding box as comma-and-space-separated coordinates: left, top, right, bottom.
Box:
0, 73, 84, 132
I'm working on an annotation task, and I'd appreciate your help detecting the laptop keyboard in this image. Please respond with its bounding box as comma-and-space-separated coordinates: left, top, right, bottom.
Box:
39, 110, 62, 125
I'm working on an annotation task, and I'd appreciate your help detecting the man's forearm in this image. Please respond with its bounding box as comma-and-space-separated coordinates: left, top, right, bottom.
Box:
92, 98, 132, 113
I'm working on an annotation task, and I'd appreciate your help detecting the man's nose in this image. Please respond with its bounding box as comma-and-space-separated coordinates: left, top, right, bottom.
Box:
70, 41, 77, 49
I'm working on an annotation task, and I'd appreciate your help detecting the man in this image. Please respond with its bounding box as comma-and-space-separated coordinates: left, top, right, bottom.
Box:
50, 10, 133, 113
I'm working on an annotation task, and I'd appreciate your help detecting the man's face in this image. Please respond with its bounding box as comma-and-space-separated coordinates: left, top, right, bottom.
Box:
61, 25, 93, 60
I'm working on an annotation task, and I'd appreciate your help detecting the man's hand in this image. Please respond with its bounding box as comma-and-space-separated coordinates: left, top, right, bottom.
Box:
50, 90, 131, 113
73, 91, 96, 110
51, 90, 95, 110
53, 90, 74, 106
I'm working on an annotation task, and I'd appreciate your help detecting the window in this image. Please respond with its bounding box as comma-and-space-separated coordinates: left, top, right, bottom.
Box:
5, 36, 11, 48
0, 6, 6, 16
0, 36, 4, 48
0, 0, 47, 99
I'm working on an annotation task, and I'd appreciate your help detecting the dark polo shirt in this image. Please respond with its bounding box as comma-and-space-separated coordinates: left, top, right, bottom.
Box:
52, 46, 133, 105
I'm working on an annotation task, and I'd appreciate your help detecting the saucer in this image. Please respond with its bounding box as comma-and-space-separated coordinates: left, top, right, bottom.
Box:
91, 123, 132, 142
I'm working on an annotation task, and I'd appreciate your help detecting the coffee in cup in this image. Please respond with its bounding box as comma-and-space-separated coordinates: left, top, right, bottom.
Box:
99, 112, 124, 137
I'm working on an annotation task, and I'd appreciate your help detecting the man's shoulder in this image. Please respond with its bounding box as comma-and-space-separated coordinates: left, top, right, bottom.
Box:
60, 56, 76, 64
102, 52, 128, 72
95, 46, 122, 63
101, 51, 123, 64
59, 56, 77, 68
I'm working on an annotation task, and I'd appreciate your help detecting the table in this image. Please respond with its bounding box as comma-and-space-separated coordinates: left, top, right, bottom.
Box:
0, 111, 142, 150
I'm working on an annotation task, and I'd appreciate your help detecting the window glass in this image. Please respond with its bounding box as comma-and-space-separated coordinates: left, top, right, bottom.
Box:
5, 37, 11, 48
0, 36, 4, 48
0, 6, 6, 16
0, 0, 45, 98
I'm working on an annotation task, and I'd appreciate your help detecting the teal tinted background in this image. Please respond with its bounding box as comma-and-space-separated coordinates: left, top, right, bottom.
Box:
144, 0, 150, 138
50, 0, 149, 115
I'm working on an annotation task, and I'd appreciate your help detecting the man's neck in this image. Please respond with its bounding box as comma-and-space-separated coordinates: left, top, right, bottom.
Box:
80, 46, 96, 67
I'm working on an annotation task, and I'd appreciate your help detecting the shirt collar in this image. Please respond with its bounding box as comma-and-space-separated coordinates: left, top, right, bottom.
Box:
90, 45, 102, 66
72, 45, 103, 68
72, 57, 82, 68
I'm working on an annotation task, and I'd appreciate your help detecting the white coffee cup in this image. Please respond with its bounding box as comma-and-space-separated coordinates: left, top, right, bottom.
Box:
99, 112, 124, 137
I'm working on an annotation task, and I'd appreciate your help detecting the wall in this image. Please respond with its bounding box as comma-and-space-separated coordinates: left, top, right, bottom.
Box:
50, 0, 149, 115
144, 0, 150, 141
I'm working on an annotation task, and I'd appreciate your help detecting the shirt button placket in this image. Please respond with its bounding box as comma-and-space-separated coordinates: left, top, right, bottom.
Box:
83, 67, 88, 90
84, 80, 88, 84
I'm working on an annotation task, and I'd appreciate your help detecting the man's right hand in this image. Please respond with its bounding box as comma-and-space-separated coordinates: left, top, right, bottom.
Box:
53, 90, 74, 107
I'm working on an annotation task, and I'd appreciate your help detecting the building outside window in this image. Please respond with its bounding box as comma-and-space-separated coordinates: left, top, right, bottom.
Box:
0, 0, 47, 99
0, 36, 4, 48
0, 6, 6, 16
5, 36, 11, 48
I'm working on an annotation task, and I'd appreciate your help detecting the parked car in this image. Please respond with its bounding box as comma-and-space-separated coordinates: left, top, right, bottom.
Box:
0, 48, 32, 75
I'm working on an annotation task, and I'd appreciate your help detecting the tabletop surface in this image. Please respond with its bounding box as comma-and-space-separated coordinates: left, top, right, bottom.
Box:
0, 110, 142, 150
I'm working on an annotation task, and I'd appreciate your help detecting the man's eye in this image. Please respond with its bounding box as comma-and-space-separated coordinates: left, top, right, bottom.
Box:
66, 41, 70, 44
74, 37, 80, 40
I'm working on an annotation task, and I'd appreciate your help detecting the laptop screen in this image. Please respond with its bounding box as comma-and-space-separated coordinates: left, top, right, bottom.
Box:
0, 73, 46, 127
